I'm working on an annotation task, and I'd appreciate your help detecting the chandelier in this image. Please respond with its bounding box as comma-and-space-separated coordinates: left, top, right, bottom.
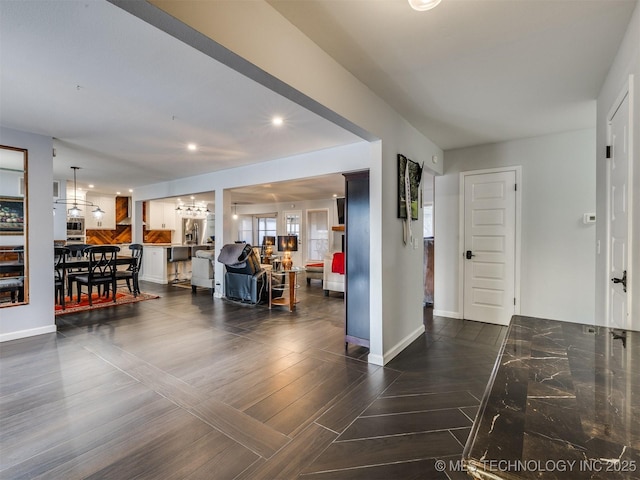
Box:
53, 166, 105, 218
175, 198, 210, 218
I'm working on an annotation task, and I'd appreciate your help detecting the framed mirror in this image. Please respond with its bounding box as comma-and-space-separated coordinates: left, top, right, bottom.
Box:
0, 145, 28, 307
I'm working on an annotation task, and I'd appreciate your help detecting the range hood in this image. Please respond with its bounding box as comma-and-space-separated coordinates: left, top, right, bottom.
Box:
117, 197, 144, 226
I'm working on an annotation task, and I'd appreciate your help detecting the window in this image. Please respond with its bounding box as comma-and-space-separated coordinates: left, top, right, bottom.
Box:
423, 203, 433, 238
306, 209, 329, 261
284, 211, 300, 237
257, 216, 277, 245
237, 216, 253, 244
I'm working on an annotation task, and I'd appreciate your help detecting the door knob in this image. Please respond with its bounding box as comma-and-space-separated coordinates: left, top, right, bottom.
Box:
611, 270, 627, 292
466, 250, 475, 260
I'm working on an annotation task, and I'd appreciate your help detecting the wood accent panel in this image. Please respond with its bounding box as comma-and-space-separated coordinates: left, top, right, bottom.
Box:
144, 230, 171, 243
86, 226, 132, 245
115, 196, 128, 224
86, 227, 171, 245
0, 249, 20, 262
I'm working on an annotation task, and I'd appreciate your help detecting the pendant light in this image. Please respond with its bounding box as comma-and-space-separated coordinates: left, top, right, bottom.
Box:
53, 166, 105, 218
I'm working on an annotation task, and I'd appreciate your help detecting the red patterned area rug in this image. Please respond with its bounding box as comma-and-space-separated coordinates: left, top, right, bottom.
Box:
55, 290, 159, 315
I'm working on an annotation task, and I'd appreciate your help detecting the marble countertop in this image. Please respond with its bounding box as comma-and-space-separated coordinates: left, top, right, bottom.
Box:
463, 316, 639, 479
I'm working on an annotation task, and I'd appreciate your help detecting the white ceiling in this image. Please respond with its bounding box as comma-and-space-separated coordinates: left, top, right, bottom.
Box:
268, 0, 636, 150
0, 0, 636, 203
0, 0, 359, 200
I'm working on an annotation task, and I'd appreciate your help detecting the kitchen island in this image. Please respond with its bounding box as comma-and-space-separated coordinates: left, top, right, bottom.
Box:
139, 244, 212, 284
463, 316, 639, 480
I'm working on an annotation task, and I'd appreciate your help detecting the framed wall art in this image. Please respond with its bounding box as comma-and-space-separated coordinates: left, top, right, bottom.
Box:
0, 196, 25, 235
397, 154, 423, 220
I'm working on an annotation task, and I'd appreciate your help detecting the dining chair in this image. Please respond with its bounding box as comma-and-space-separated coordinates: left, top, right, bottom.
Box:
0, 246, 25, 304
54, 246, 69, 309
72, 245, 120, 306
65, 244, 90, 296
115, 244, 143, 296
0, 277, 24, 304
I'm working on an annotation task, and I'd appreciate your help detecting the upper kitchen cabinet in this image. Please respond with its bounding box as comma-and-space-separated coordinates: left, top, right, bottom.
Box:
85, 193, 116, 230
148, 200, 177, 230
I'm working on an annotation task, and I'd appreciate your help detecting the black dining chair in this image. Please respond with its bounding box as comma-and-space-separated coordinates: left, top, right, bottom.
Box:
65, 244, 90, 297
72, 245, 120, 306
54, 247, 69, 309
115, 244, 143, 297
0, 246, 25, 304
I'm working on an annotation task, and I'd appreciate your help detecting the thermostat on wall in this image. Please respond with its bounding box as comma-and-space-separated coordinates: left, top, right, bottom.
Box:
583, 213, 596, 224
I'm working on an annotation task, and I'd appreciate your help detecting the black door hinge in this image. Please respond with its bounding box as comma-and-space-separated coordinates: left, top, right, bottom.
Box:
606, 146, 611, 159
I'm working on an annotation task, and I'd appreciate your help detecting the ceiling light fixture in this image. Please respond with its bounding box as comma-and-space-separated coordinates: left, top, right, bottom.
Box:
232, 202, 238, 220
53, 166, 105, 218
175, 198, 210, 218
408, 0, 441, 11
272, 116, 284, 126
187, 143, 198, 151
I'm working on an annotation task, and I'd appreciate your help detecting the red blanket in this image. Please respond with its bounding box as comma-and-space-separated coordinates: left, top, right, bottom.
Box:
331, 252, 345, 274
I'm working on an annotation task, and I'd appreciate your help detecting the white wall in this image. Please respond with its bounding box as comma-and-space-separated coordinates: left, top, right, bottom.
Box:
436, 129, 596, 324
596, 0, 640, 328
0, 127, 55, 341
53, 181, 69, 242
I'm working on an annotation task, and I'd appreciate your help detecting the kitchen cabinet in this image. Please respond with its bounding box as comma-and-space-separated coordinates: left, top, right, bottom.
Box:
148, 201, 177, 230
85, 193, 116, 229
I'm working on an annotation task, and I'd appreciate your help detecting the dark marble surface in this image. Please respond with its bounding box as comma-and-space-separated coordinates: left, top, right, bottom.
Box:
463, 316, 640, 479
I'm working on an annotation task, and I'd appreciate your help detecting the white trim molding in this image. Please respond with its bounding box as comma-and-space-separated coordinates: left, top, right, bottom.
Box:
368, 324, 425, 366
433, 310, 463, 319
0, 324, 57, 343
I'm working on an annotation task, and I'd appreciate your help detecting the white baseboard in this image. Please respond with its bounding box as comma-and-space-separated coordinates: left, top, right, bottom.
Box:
433, 310, 462, 319
367, 353, 384, 366
368, 324, 425, 366
139, 273, 169, 284
0, 325, 57, 343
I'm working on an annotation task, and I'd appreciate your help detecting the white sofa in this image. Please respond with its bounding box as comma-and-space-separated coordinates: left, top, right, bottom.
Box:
191, 249, 216, 294
323, 253, 345, 295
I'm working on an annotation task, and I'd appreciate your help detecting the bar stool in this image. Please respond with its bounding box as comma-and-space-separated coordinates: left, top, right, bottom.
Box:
169, 246, 189, 284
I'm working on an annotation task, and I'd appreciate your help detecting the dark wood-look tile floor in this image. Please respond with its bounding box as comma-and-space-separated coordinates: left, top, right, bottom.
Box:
0, 280, 505, 479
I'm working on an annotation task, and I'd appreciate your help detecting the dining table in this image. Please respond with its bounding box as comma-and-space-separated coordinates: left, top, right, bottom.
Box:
61, 255, 135, 303
0, 260, 24, 275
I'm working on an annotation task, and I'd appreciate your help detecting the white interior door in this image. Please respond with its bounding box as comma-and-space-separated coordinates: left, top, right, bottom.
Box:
607, 92, 630, 329
463, 170, 516, 325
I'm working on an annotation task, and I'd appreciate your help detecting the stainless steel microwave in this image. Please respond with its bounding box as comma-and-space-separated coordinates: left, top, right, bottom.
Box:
66, 218, 85, 235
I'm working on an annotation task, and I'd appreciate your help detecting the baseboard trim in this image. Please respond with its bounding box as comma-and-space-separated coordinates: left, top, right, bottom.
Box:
0, 324, 57, 343
433, 310, 462, 319
369, 324, 425, 366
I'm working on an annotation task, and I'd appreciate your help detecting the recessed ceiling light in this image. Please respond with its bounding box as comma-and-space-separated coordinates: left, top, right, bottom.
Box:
116, 191, 121, 195
333, 194, 338, 197
408, 0, 441, 11
88, 184, 94, 189
187, 143, 198, 151
272, 116, 284, 126
128, 189, 133, 193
